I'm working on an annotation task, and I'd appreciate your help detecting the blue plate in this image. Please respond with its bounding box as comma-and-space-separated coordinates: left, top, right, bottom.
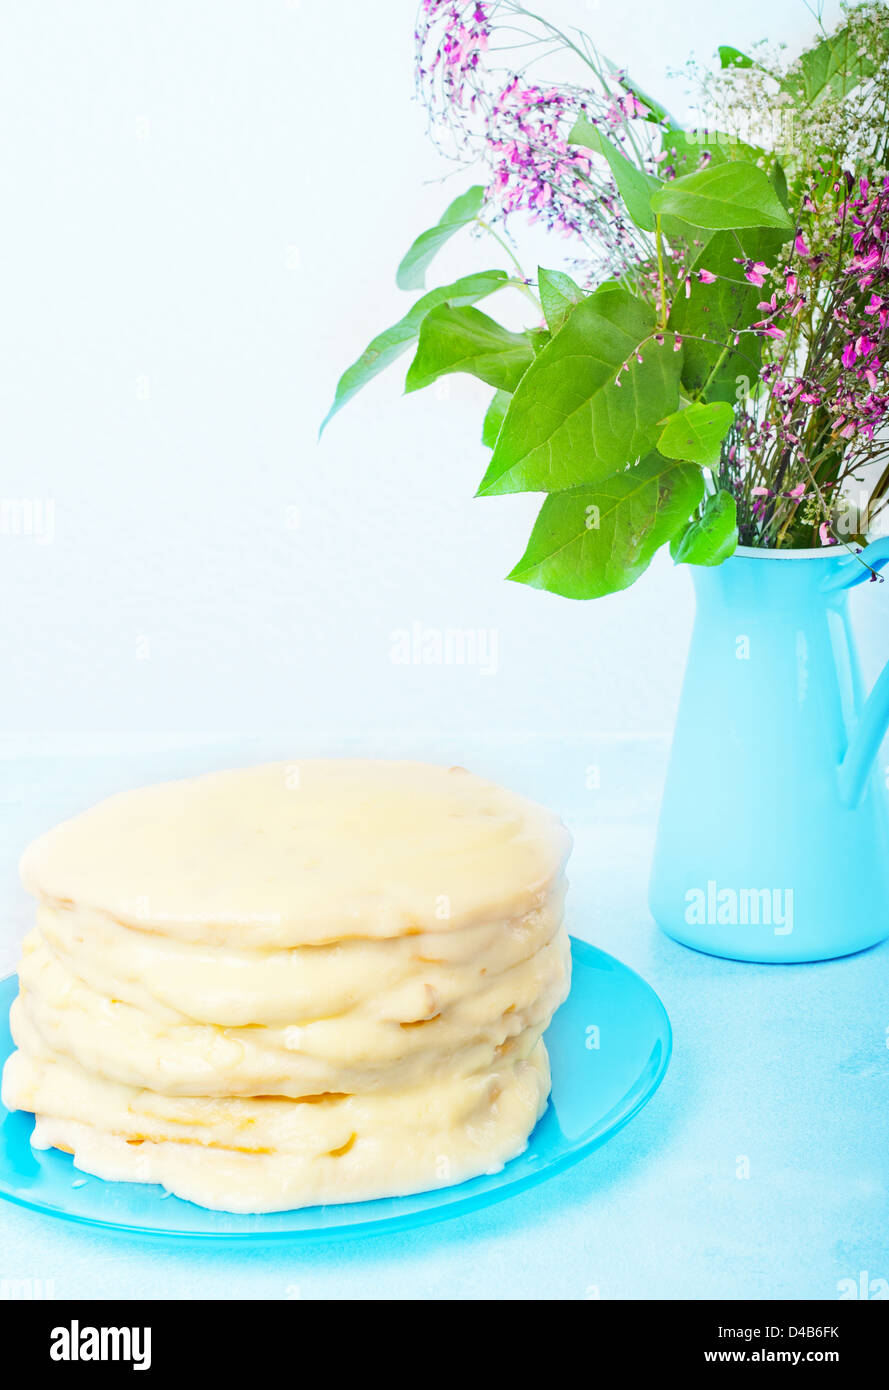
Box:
0, 939, 670, 1240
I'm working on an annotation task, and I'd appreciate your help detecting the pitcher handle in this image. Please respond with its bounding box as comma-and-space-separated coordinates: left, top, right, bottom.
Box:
830, 538, 889, 807
821, 536, 889, 592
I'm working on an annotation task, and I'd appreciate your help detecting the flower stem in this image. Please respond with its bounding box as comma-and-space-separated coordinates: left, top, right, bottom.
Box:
655, 215, 668, 331
475, 217, 542, 310
694, 340, 732, 403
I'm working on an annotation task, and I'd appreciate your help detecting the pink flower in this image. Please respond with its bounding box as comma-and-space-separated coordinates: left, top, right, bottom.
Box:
794, 233, 811, 257
745, 261, 770, 287
698, 268, 717, 284
842, 340, 858, 369
619, 91, 645, 120
865, 293, 883, 315
854, 248, 881, 273
785, 272, 798, 296
819, 523, 836, 546
751, 486, 771, 517
788, 484, 806, 499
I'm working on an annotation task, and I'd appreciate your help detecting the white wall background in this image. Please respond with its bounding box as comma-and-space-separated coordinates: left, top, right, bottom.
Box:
1, 0, 868, 757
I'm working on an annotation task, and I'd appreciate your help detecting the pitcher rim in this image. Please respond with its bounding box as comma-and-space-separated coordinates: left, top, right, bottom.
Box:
732, 543, 861, 561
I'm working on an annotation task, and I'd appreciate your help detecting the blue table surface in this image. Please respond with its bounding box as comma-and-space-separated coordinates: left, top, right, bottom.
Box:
0, 741, 886, 1301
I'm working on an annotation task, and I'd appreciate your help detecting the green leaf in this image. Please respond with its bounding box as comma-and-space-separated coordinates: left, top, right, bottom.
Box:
395, 186, 485, 291
671, 489, 738, 565
320, 270, 511, 432
405, 304, 535, 394
478, 284, 682, 496
482, 389, 511, 448
781, 24, 876, 105
537, 267, 584, 335
657, 128, 765, 252
658, 401, 735, 467
508, 454, 704, 599
650, 161, 793, 231
668, 225, 785, 402
568, 118, 660, 231
718, 46, 753, 69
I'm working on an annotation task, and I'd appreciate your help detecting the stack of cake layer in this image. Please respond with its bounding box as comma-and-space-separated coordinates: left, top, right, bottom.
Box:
2, 760, 572, 1213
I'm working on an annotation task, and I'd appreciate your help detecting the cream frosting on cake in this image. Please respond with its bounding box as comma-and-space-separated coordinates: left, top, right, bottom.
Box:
2, 760, 572, 1213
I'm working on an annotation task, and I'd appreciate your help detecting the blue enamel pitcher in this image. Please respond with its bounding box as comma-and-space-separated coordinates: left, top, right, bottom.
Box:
649, 539, 889, 962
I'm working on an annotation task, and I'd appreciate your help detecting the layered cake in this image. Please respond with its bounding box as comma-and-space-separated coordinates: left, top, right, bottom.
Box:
2, 760, 572, 1212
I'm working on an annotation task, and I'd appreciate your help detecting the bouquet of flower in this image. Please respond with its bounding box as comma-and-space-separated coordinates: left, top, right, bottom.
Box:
323, 0, 889, 598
